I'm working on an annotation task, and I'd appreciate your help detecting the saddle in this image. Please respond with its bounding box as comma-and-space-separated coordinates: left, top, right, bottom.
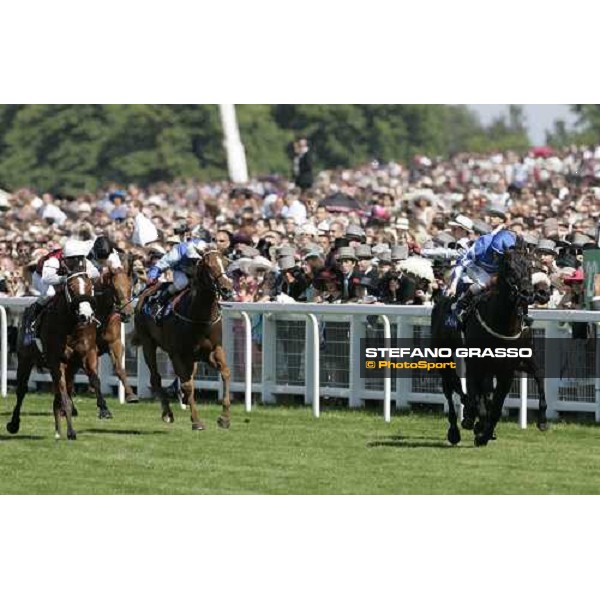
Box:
140, 283, 188, 323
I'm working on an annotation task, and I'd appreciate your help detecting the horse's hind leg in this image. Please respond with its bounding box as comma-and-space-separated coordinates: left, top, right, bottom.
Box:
109, 338, 137, 403
211, 346, 231, 429
6, 353, 34, 435
142, 340, 172, 423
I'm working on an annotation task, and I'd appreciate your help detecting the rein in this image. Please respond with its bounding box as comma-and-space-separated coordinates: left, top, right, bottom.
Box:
169, 249, 226, 325
171, 307, 222, 326
474, 307, 525, 340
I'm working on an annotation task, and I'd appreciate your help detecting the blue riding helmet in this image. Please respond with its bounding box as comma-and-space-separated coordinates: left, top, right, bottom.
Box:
477, 230, 516, 272
490, 230, 516, 255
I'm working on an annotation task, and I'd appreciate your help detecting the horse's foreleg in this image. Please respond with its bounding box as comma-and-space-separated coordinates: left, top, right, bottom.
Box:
529, 360, 548, 431
173, 357, 202, 430
83, 349, 112, 419
64, 357, 79, 417
441, 370, 460, 445
143, 340, 172, 423
7, 353, 34, 435
476, 374, 512, 447
212, 346, 231, 429
109, 339, 137, 403
59, 362, 77, 440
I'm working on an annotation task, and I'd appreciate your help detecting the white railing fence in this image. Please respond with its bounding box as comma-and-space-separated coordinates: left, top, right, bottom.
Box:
1, 297, 600, 425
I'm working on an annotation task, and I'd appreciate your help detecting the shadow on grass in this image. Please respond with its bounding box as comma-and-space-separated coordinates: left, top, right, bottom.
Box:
0, 411, 54, 417
79, 428, 168, 436
0, 434, 45, 441
368, 432, 469, 449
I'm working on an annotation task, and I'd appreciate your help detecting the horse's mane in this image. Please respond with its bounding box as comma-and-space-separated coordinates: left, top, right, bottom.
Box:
498, 234, 531, 285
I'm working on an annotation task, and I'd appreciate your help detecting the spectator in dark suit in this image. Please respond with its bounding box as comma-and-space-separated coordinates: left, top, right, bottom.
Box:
292, 138, 313, 191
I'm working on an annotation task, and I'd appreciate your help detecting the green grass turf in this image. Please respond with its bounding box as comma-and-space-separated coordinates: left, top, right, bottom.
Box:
1, 393, 600, 494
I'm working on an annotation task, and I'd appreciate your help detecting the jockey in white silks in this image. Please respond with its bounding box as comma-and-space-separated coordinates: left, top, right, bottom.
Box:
448, 229, 517, 324
24, 239, 100, 348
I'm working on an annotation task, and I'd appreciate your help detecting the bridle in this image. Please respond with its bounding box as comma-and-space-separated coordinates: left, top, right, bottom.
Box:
474, 250, 531, 341
171, 250, 229, 326
102, 268, 134, 315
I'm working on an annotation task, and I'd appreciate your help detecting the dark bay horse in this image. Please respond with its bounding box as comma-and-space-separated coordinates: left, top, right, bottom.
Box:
463, 237, 534, 446
132, 247, 234, 430
65, 266, 138, 403
7, 270, 104, 440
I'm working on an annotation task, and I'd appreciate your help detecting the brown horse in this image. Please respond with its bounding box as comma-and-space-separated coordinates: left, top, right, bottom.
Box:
132, 247, 233, 430
66, 266, 138, 403
7, 269, 104, 440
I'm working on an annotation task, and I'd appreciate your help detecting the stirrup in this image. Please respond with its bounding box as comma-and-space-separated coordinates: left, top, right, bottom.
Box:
34, 338, 44, 354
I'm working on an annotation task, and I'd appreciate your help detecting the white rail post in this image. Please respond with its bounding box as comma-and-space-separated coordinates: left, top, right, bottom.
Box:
241, 311, 252, 412
307, 314, 320, 418
380, 315, 391, 423
519, 374, 528, 429
118, 321, 126, 404
218, 104, 249, 184
0, 305, 7, 398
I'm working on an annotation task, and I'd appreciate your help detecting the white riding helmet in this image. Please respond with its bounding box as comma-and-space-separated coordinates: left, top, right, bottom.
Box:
63, 239, 94, 258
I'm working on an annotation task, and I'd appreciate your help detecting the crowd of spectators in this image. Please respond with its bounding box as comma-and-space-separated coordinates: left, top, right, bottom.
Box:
2, 141, 600, 311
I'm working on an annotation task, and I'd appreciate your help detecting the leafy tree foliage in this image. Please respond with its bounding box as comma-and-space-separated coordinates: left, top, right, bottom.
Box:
0, 104, 557, 194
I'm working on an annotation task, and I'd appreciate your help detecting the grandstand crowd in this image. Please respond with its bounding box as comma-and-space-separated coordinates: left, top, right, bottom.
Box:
1, 142, 600, 311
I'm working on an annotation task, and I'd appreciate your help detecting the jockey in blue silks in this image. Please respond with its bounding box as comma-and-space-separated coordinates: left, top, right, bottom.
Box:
146, 238, 208, 321
448, 229, 517, 323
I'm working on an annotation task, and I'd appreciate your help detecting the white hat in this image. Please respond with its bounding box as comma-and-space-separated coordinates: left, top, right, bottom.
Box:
248, 256, 274, 275
63, 239, 94, 258
148, 244, 166, 256
77, 202, 92, 214
317, 222, 330, 233
448, 214, 474, 233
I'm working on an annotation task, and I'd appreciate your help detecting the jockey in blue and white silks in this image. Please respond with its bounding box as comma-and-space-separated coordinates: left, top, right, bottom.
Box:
449, 229, 516, 322
146, 238, 208, 320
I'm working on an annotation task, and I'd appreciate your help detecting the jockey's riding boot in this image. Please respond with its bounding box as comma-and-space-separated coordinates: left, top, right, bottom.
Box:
154, 285, 176, 324
455, 289, 475, 326
24, 300, 44, 346
524, 314, 534, 327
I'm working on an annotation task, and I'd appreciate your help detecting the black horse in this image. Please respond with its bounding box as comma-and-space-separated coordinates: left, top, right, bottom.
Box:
462, 236, 535, 446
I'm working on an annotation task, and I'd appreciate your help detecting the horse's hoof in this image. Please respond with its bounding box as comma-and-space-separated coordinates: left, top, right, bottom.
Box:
491, 431, 497, 441
6, 421, 19, 435
192, 421, 206, 431
162, 412, 174, 424
474, 435, 489, 447
537, 422, 549, 432
217, 416, 231, 429
125, 395, 139, 404
461, 417, 475, 430
447, 427, 461, 446
98, 408, 113, 420
67, 431, 77, 441
55, 432, 61, 440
